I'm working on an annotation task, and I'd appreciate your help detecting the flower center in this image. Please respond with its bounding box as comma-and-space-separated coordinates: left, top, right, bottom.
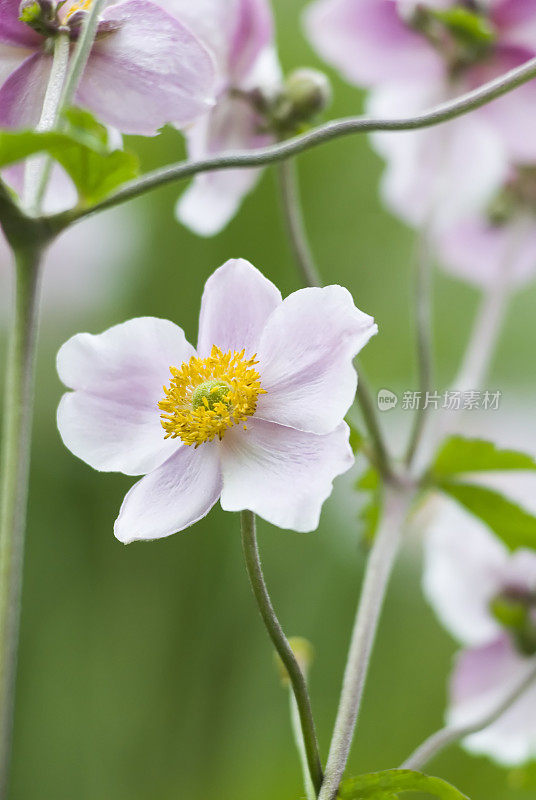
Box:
159, 345, 265, 447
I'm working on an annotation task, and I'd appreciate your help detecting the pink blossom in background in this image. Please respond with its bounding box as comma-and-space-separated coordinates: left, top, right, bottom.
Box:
304, 0, 536, 160
0, 0, 216, 135
163, 0, 281, 236
424, 498, 536, 764
0, 206, 144, 323
56, 259, 377, 540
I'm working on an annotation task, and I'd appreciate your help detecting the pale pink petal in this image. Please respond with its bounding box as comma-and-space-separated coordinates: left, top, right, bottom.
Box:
177, 95, 270, 236
220, 419, 354, 532
114, 443, 222, 543
196, 258, 281, 357
448, 637, 536, 765
76, 0, 216, 135
0, 0, 41, 46
228, 0, 273, 82
303, 0, 444, 88
0, 42, 33, 85
468, 46, 536, 162
368, 84, 508, 231
423, 500, 508, 647
0, 51, 51, 128
493, 0, 536, 46
56, 317, 195, 475
436, 214, 536, 290
255, 286, 377, 435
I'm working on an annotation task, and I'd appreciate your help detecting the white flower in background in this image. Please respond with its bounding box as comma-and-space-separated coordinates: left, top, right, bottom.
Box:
0, 206, 144, 324
56, 259, 377, 541
424, 499, 536, 765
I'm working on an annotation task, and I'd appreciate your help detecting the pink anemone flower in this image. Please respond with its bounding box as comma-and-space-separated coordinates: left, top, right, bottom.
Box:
56, 259, 377, 541
162, 0, 281, 236
424, 499, 536, 765
0, 0, 216, 135
304, 0, 536, 161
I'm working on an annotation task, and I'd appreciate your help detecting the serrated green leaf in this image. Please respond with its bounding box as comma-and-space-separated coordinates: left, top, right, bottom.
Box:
432, 436, 536, 479
339, 769, 470, 799
439, 481, 536, 551
0, 125, 139, 205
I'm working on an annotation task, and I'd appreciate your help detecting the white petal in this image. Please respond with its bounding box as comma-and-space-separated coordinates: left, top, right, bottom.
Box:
114, 443, 222, 543
196, 258, 281, 356
57, 317, 195, 475
255, 286, 377, 434
448, 637, 536, 766
423, 499, 508, 647
220, 418, 354, 532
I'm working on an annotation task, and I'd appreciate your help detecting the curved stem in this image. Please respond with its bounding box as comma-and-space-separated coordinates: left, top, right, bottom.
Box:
402, 658, 536, 771
289, 690, 316, 800
0, 245, 43, 799
405, 229, 434, 467
24, 32, 70, 213
56, 54, 536, 226
276, 159, 322, 288
240, 511, 323, 795
318, 487, 414, 800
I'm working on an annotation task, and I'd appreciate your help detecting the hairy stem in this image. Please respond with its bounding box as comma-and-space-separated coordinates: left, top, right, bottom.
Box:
240, 511, 323, 795
402, 658, 536, 771
318, 487, 414, 800
405, 229, 435, 467
24, 32, 70, 213
289, 690, 317, 800
276, 159, 322, 288
0, 245, 43, 799
60, 0, 106, 110
57, 54, 536, 226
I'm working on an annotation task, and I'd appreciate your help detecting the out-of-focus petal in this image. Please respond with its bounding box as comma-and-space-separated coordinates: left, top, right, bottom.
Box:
493, 0, 536, 47
196, 258, 281, 357
303, 0, 444, 88
176, 95, 270, 236
436, 213, 536, 290
220, 419, 353, 532
56, 317, 195, 474
449, 636, 536, 765
423, 499, 508, 647
369, 84, 509, 231
114, 443, 222, 543
255, 285, 377, 435
0, 51, 51, 128
76, 0, 216, 135
0, 0, 41, 46
468, 45, 536, 162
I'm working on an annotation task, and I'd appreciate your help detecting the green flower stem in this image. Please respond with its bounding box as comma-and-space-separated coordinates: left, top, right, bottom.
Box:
240, 510, 323, 795
276, 159, 322, 288
0, 244, 43, 799
404, 228, 435, 468
57, 53, 536, 227
401, 657, 536, 771
24, 31, 71, 213
318, 486, 414, 800
60, 0, 106, 110
289, 690, 317, 800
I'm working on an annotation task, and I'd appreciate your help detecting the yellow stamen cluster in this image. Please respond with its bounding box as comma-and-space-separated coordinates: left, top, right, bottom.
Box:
159, 345, 265, 447
64, 0, 92, 18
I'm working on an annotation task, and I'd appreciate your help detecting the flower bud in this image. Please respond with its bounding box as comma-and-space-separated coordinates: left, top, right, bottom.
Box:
274, 636, 314, 686
269, 68, 331, 135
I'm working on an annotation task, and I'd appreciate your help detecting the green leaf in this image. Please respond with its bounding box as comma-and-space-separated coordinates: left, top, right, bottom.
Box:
439, 481, 536, 551
339, 769, 470, 799
432, 436, 536, 479
0, 122, 139, 205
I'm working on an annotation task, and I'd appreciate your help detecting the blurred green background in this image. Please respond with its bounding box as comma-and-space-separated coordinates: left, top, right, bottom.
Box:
2, 0, 536, 798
